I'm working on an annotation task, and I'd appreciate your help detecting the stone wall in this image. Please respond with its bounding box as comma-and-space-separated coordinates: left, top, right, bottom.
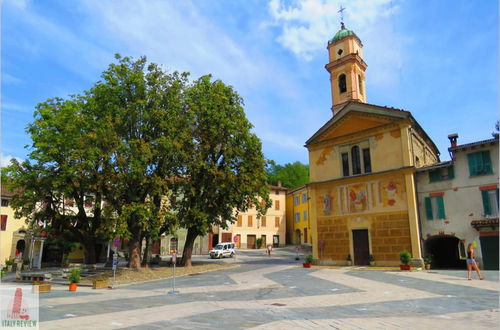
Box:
371, 212, 412, 261
317, 217, 350, 261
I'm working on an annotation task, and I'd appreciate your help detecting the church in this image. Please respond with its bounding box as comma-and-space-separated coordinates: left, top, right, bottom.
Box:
307, 22, 440, 266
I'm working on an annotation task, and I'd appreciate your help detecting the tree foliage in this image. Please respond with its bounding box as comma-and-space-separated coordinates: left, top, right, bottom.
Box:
266, 161, 309, 189
175, 75, 270, 266
7, 55, 269, 268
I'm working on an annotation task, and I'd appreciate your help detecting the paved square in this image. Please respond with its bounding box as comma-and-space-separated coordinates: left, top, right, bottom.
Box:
7, 248, 498, 329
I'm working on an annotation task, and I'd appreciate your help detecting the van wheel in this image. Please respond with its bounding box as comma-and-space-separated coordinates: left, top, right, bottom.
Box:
230, 252, 234, 258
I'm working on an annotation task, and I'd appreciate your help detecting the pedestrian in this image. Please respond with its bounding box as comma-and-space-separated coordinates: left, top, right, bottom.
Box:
267, 244, 272, 257
467, 243, 485, 280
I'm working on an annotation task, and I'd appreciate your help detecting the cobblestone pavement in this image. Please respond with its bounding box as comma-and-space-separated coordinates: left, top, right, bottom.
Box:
11, 248, 500, 329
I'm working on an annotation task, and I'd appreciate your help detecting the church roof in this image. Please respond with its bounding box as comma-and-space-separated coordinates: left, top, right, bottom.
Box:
304, 101, 440, 156
328, 23, 362, 45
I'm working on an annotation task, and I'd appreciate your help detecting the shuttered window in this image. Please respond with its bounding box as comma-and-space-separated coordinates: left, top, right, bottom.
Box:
275, 217, 280, 227
0, 215, 7, 231
261, 216, 267, 227
248, 215, 253, 227
468, 151, 493, 176
425, 195, 446, 220
482, 189, 499, 217
237, 215, 242, 227
275, 200, 280, 210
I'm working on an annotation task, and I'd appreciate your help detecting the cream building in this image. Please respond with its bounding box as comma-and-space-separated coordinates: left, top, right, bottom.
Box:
215, 185, 288, 249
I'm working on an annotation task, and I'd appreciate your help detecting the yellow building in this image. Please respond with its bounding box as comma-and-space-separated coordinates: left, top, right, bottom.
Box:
306, 23, 439, 266
0, 186, 28, 265
286, 185, 312, 245
216, 185, 287, 249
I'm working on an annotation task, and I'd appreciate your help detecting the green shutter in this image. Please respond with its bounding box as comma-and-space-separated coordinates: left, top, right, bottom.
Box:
425, 197, 433, 220
429, 170, 441, 182
437, 195, 446, 219
482, 151, 493, 174
468, 153, 479, 176
447, 166, 455, 179
482, 190, 491, 215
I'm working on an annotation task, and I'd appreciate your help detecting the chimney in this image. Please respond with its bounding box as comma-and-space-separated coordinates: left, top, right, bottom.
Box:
277, 181, 282, 187
448, 133, 458, 148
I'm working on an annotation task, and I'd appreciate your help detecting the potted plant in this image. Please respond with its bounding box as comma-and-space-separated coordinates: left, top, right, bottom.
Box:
92, 277, 109, 289
0, 268, 5, 279
369, 254, 375, 266
68, 268, 81, 291
399, 250, 412, 270
346, 254, 352, 266
423, 255, 432, 270
32, 280, 52, 293
4, 258, 14, 272
303, 254, 313, 268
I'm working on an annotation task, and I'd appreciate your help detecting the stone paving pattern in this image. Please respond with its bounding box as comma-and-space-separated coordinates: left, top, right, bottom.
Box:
6, 248, 498, 329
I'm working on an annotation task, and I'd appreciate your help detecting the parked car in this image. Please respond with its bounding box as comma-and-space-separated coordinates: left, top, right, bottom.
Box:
209, 242, 235, 259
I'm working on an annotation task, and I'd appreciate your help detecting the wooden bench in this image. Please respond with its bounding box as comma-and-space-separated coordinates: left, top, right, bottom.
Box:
19, 272, 53, 282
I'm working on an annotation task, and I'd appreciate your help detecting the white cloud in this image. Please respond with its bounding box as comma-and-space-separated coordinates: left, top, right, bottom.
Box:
1, 154, 23, 167
3, 73, 23, 84
266, 0, 405, 88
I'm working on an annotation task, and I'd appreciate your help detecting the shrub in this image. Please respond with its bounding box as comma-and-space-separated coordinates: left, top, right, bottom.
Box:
68, 269, 81, 283
305, 255, 314, 264
399, 250, 412, 265
4, 258, 14, 266
256, 238, 263, 249
346, 254, 352, 261
369, 254, 375, 262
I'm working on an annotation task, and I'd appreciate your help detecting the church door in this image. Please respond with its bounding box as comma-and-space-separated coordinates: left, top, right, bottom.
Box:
352, 229, 369, 266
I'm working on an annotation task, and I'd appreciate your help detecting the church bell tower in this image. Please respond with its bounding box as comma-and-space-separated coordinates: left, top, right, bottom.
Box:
325, 22, 367, 115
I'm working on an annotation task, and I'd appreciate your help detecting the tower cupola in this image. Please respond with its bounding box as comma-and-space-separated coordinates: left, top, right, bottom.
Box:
325, 22, 367, 115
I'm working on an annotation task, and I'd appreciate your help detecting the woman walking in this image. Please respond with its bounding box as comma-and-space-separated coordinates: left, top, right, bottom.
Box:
467, 243, 485, 280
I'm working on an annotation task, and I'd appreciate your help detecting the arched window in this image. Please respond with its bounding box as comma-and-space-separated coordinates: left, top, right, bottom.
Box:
338, 74, 347, 94
358, 74, 363, 95
351, 146, 361, 175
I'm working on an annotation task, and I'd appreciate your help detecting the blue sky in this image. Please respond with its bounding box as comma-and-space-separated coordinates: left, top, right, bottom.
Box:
2, 0, 498, 166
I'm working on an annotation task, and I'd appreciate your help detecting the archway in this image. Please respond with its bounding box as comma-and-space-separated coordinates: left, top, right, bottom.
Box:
424, 235, 466, 269
15, 240, 26, 254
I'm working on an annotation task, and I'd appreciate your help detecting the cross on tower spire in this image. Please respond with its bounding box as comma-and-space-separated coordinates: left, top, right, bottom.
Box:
338, 4, 345, 28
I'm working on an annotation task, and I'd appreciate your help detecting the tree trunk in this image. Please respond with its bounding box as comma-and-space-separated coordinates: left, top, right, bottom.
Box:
83, 240, 97, 265
142, 236, 151, 265
179, 227, 199, 267
128, 236, 142, 268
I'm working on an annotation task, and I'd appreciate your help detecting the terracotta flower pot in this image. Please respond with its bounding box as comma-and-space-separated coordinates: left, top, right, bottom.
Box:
400, 264, 411, 271
69, 283, 78, 291
303, 263, 311, 268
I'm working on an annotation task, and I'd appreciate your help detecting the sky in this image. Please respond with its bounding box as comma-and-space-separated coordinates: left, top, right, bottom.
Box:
1, 0, 498, 167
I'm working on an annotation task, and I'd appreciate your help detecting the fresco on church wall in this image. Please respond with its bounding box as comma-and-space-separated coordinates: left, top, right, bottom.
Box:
315, 177, 407, 217
380, 179, 405, 207
348, 184, 368, 213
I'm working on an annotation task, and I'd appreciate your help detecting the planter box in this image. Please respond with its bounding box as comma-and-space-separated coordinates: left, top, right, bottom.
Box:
32, 284, 51, 293
303, 263, 311, 268
400, 264, 411, 271
92, 279, 109, 289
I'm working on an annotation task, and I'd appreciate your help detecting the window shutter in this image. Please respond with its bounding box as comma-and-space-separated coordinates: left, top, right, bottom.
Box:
482, 151, 492, 174
248, 215, 253, 227
447, 166, 455, 179
429, 170, 441, 182
0, 215, 7, 231
468, 153, 478, 176
436, 195, 446, 219
482, 190, 491, 215
424, 197, 433, 220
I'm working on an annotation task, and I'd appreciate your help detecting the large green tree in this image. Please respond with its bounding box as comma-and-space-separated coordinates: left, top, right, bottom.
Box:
175, 75, 270, 267
266, 161, 309, 189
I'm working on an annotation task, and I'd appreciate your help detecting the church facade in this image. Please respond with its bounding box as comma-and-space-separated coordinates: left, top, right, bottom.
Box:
307, 23, 440, 266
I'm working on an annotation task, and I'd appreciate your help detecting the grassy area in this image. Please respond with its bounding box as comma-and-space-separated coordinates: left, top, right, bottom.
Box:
82, 262, 238, 285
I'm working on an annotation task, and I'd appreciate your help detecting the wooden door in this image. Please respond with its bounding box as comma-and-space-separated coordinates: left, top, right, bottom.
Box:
221, 233, 232, 243
247, 235, 256, 249
261, 235, 266, 247
352, 229, 369, 266
236, 234, 241, 248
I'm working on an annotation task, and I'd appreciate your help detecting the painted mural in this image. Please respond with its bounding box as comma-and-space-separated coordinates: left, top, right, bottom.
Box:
380, 179, 405, 207
348, 184, 368, 213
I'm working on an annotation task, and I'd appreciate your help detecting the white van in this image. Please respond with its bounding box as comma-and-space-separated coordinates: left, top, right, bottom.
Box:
209, 242, 235, 259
